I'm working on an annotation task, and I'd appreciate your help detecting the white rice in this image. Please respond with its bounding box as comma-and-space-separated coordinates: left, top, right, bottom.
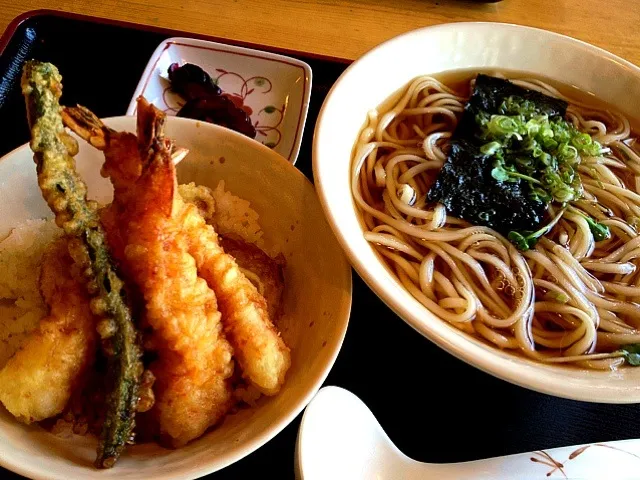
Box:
180, 180, 278, 257
211, 181, 263, 244
0, 219, 60, 368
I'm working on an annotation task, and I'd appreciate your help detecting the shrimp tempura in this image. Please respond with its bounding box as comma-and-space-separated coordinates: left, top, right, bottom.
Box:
120, 137, 235, 447
180, 202, 290, 395
63, 97, 290, 399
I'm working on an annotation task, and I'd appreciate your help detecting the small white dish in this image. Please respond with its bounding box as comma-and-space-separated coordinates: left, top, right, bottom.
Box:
127, 37, 312, 163
0, 116, 351, 479
296, 386, 640, 480
313, 22, 640, 403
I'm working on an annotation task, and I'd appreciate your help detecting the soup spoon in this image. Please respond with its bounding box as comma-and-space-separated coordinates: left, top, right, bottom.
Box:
295, 386, 640, 479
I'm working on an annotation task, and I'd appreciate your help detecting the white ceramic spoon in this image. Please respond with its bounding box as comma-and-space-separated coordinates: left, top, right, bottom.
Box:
295, 386, 640, 479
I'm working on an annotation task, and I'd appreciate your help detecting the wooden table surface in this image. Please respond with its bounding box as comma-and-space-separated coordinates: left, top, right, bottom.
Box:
1, 0, 639, 66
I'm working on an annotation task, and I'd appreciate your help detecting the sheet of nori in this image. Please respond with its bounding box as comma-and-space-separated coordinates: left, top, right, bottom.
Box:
427, 75, 568, 235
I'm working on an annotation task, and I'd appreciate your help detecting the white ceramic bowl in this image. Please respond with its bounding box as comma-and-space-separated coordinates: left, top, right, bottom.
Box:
127, 37, 312, 164
0, 117, 352, 479
313, 22, 640, 403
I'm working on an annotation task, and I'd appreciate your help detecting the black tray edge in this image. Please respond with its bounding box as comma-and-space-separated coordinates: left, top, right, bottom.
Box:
0, 9, 353, 65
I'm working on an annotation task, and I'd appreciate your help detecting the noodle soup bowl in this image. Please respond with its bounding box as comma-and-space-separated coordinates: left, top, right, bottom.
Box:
313, 22, 640, 402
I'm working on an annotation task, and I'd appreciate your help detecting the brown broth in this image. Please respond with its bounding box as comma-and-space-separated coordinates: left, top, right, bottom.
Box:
357, 70, 640, 370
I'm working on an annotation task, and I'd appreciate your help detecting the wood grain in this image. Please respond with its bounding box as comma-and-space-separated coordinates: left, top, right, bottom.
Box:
1, 0, 639, 64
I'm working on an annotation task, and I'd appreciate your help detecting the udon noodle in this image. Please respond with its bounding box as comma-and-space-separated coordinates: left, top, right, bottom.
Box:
352, 73, 640, 370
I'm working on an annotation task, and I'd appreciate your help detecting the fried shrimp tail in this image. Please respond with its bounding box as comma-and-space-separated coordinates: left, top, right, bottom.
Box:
0, 240, 97, 423
62, 98, 188, 195
62, 105, 143, 194
21, 60, 143, 468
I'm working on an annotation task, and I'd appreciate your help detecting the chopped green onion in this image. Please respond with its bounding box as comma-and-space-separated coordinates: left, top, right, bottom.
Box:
481, 141, 502, 155
584, 216, 611, 241
487, 115, 520, 137
552, 185, 576, 203
507, 171, 542, 185
508, 208, 565, 251
475, 95, 606, 248
491, 166, 510, 182
557, 143, 579, 162
476, 97, 603, 207
618, 344, 640, 366
544, 290, 570, 304
559, 165, 575, 184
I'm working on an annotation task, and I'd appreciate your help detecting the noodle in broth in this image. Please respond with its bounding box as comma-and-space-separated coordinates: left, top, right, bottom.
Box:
352, 73, 640, 370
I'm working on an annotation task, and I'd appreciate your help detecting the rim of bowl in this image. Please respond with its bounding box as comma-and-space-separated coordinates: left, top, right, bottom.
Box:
313, 22, 640, 403
0, 116, 353, 479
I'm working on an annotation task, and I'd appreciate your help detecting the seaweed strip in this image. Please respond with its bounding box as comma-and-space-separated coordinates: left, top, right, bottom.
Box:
428, 75, 566, 234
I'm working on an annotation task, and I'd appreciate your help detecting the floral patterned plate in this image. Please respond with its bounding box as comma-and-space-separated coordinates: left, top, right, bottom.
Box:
127, 37, 312, 163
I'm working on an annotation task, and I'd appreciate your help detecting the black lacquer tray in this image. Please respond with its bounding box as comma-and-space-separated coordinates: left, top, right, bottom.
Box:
0, 10, 638, 479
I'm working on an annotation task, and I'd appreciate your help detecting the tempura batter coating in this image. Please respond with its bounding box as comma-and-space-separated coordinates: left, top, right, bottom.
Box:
119, 135, 235, 447
65, 98, 236, 445
66, 97, 290, 406
0, 239, 97, 423
180, 203, 290, 396
66, 99, 291, 396
219, 236, 285, 325
22, 61, 143, 468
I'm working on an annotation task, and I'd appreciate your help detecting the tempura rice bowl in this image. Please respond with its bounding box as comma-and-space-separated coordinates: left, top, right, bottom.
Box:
0, 116, 352, 479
